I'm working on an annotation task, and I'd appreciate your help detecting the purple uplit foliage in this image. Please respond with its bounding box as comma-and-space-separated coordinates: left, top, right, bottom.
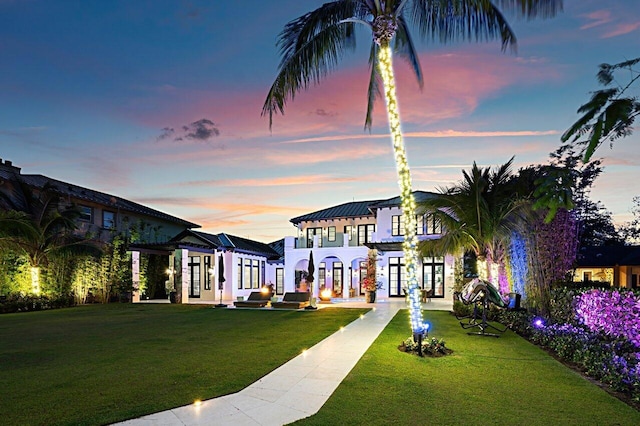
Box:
575, 289, 640, 348
498, 261, 509, 295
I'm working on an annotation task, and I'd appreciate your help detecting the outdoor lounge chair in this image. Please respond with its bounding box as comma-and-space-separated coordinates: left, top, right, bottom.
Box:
233, 291, 272, 308
271, 292, 310, 309
455, 279, 508, 337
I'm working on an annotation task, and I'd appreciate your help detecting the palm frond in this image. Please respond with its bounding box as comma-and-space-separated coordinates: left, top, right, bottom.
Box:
365, 41, 382, 131
492, 0, 562, 19
262, 1, 364, 129
409, 0, 520, 52
393, 14, 424, 88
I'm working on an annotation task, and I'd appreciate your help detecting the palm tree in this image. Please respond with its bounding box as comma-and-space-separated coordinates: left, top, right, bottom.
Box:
419, 158, 524, 284
0, 180, 98, 294
263, 0, 561, 335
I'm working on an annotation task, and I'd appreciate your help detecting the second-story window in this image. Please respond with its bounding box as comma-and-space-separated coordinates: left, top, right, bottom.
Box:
103, 211, 115, 229
79, 205, 93, 223
425, 214, 442, 234
391, 215, 405, 236
307, 227, 322, 248
344, 225, 352, 241
328, 226, 336, 242
358, 224, 375, 245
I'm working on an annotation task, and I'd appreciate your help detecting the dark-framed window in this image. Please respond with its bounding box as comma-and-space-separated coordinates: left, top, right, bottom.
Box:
261, 261, 266, 286
425, 214, 442, 234
344, 225, 352, 241
306, 227, 322, 248
276, 268, 284, 295
319, 262, 326, 288
332, 262, 343, 297
357, 224, 375, 245
423, 257, 445, 297
244, 259, 252, 289
389, 256, 406, 297
237, 257, 243, 289
391, 215, 405, 236
79, 205, 92, 222
328, 226, 336, 242
188, 256, 201, 298
252, 259, 259, 289
103, 211, 115, 229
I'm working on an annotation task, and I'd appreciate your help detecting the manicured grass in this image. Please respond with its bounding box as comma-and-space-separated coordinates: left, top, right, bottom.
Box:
0, 304, 369, 426
294, 310, 640, 426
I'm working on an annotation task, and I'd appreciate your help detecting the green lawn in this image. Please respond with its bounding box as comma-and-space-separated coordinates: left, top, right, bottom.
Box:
293, 310, 640, 426
0, 304, 369, 426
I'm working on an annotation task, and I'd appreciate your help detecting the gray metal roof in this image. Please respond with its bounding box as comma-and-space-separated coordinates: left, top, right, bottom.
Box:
290, 191, 438, 224
369, 191, 437, 209
290, 200, 380, 224
165, 230, 280, 260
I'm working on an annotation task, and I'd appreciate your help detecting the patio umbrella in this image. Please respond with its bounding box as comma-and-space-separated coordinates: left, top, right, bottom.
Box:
305, 250, 317, 309
216, 253, 227, 307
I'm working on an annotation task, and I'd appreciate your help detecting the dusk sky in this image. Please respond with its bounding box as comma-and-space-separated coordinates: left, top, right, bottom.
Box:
2, 1, 639, 243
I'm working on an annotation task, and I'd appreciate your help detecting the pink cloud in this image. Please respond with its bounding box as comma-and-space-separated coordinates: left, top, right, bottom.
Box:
602, 21, 640, 38
173, 174, 359, 188
129, 47, 562, 146
579, 10, 613, 30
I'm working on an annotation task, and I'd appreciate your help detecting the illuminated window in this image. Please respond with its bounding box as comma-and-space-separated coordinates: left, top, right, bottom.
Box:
204, 256, 211, 290
392, 215, 405, 236
358, 224, 375, 245
344, 225, 353, 241
276, 268, 284, 295
319, 262, 326, 287
244, 259, 252, 289
306, 227, 322, 248
252, 259, 259, 289
328, 226, 336, 241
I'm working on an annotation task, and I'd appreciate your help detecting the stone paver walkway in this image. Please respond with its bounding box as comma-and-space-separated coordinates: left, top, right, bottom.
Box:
116, 298, 451, 426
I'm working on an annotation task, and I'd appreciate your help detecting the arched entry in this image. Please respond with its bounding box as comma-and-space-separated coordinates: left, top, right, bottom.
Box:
293, 258, 310, 292
318, 255, 344, 297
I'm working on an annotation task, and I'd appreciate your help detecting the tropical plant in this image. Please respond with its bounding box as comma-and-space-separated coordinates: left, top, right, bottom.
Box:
0, 181, 99, 294
419, 158, 524, 284
562, 56, 640, 161
263, 0, 562, 335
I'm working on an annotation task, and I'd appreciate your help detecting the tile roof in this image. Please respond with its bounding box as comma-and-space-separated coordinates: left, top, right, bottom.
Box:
2, 170, 199, 228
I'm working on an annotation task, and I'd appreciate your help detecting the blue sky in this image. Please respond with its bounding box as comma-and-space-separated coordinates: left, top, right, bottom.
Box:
1, 0, 639, 242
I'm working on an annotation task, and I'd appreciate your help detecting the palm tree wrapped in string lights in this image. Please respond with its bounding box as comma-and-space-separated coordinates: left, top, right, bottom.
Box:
263, 0, 561, 338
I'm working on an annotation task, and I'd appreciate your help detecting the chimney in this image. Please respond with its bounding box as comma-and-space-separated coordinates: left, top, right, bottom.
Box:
0, 159, 22, 174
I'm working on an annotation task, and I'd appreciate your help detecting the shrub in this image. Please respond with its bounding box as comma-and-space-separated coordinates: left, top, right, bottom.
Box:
575, 289, 640, 348
399, 336, 452, 357
0, 294, 74, 314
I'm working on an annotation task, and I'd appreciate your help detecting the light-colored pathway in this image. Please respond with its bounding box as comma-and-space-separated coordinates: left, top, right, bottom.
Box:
116, 298, 451, 426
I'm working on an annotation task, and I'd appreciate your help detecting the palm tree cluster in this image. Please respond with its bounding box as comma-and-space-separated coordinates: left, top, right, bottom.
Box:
263, 0, 562, 335
418, 152, 597, 315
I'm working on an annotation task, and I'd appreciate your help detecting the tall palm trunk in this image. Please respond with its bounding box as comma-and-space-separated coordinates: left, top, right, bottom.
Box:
378, 42, 424, 333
